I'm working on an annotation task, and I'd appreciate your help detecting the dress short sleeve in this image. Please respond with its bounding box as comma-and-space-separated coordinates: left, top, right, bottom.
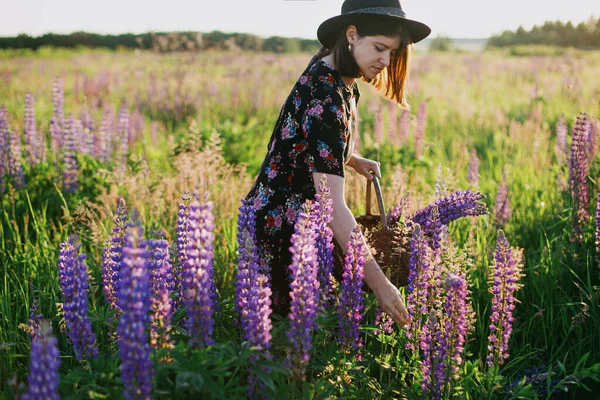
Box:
301, 75, 347, 178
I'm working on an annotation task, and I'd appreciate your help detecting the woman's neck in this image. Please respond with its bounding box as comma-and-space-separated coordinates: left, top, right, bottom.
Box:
322, 54, 355, 89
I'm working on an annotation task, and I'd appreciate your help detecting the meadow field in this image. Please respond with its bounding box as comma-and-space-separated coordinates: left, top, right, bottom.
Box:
0, 45, 599, 399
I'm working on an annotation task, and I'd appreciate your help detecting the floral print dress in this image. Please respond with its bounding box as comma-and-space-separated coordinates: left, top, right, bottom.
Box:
245, 54, 360, 315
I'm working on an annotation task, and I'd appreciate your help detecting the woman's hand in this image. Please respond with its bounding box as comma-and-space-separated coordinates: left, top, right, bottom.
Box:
371, 276, 411, 327
348, 154, 381, 180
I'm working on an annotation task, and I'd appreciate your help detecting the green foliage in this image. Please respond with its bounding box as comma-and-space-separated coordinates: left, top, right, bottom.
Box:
429, 35, 453, 52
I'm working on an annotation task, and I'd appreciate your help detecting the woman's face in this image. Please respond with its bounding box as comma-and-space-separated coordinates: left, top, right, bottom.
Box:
351, 34, 402, 79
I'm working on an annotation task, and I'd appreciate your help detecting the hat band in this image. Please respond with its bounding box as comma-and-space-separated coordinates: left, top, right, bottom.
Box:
346, 7, 406, 18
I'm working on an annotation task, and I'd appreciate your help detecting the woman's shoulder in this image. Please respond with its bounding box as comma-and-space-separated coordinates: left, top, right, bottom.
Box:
297, 57, 344, 98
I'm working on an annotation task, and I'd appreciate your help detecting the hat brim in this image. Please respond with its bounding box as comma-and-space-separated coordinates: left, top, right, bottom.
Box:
317, 14, 431, 48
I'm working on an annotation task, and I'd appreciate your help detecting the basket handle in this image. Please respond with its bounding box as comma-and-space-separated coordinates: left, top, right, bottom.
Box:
365, 173, 389, 231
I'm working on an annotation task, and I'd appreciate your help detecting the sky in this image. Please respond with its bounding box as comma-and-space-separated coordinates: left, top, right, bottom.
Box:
0, 0, 598, 39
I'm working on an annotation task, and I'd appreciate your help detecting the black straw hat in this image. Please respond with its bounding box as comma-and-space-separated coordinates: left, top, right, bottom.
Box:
317, 0, 431, 47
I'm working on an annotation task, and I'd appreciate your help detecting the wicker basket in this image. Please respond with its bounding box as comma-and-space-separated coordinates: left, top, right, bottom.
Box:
332, 174, 413, 287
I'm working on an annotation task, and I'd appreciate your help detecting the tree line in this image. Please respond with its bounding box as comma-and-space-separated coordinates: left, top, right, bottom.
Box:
488, 16, 600, 49
0, 31, 322, 53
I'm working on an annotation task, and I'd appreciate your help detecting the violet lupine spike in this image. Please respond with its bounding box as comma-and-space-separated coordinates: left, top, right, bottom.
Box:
494, 173, 511, 227
587, 118, 598, 162
101, 197, 130, 314
235, 198, 259, 320
285, 202, 320, 380
6, 109, 26, 188
467, 149, 479, 188
405, 224, 434, 351
399, 109, 410, 145
596, 186, 600, 277
50, 77, 64, 153
388, 101, 398, 145
0, 105, 8, 194
555, 116, 568, 166
409, 189, 488, 231
311, 174, 336, 308
245, 274, 274, 398
57, 235, 98, 360
420, 311, 442, 399
568, 113, 590, 242
487, 230, 524, 368
174, 193, 192, 312
388, 193, 410, 226
63, 115, 77, 193
117, 227, 154, 400
182, 199, 217, 348
414, 101, 427, 158
117, 106, 129, 175
24, 93, 42, 164
22, 320, 60, 400
374, 308, 394, 335
337, 226, 366, 356
373, 106, 384, 143
97, 107, 113, 162
443, 273, 468, 381
147, 237, 174, 350
435, 164, 448, 198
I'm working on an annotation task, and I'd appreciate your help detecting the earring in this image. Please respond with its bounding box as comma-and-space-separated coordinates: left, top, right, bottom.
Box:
348, 43, 352, 53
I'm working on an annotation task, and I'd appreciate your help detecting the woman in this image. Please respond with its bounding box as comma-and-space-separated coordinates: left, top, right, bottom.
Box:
244, 0, 431, 326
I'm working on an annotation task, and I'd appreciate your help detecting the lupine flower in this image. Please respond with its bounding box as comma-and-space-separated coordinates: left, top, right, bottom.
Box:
494, 173, 511, 227
182, 199, 217, 348
96, 106, 113, 162
174, 193, 192, 311
374, 308, 394, 335
596, 186, 600, 276
414, 101, 427, 158
63, 115, 77, 193
409, 189, 487, 232
235, 198, 259, 318
311, 175, 335, 308
487, 230, 524, 368
443, 273, 468, 381
22, 320, 60, 400
569, 113, 590, 242
285, 202, 320, 380
6, 109, 26, 188
435, 164, 448, 198
373, 106, 384, 143
388, 101, 398, 145
467, 149, 479, 187
50, 77, 64, 153
338, 226, 366, 356
388, 193, 410, 226
399, 109, 410, 145
420, 311, 443, 399
587, 118, 598, 162
24, 93, 44, 164
117, 227, 154, 400
58, 236, 98, 360
117, 106, 129, 175
147, 236, 174, 349
0, 105, 8, 194
555, 116, 568, 166
102, 197, 130, 314
405, 224, 434, 351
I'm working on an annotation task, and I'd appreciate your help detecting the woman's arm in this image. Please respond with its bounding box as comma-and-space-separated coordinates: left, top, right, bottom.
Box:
347, 154, 381, 181
312, 172, 410, 327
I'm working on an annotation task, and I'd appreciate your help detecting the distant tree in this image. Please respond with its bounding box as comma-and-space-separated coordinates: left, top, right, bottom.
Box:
429, 35, 452, 51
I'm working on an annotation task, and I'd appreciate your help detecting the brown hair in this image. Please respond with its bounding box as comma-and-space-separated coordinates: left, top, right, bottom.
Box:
317, 16, 413, 109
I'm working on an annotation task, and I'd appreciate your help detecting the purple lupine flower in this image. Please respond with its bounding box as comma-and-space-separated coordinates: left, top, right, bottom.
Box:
435, 164, 448, 198
235, 198, 259, 318
245, 274, 273, 398
96, 106, 113, 162
63, 115, 77, 193
414, 101, 427, 158
0, 105, 8, 194
174, 193, 192, 311
117, 227, 154, 400
311, 175, 335, 308
182, 199, 217, 348
57, 235, 98, 360
24, 93, 43, 164
102, 197, 130, 314
467, 149, 479, 187
420, 311, 442, 399
26, 298, 43, 340
405, 225, 434, 351
409, 189, 487, 232
373, 106, 384, 143
487, 230, 524, 368
494, 173, 511, 227
374, 308, 394, 335
587, 118, 598, 162
568, 113, 590, 242
337, 226, 366, 356
555, 116, 568, 166
596, 186, 600, 276
147, 236, 174, 349
399, 109, 410, 145
22, 320, 60, 400
6, 109, 26, 188
50, 77, 64, 153
117, 105, 129, 175
388, 101, 398, 145
443, 273, 468, 381
285, 202, 320, 380
388, 193, 410, 226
